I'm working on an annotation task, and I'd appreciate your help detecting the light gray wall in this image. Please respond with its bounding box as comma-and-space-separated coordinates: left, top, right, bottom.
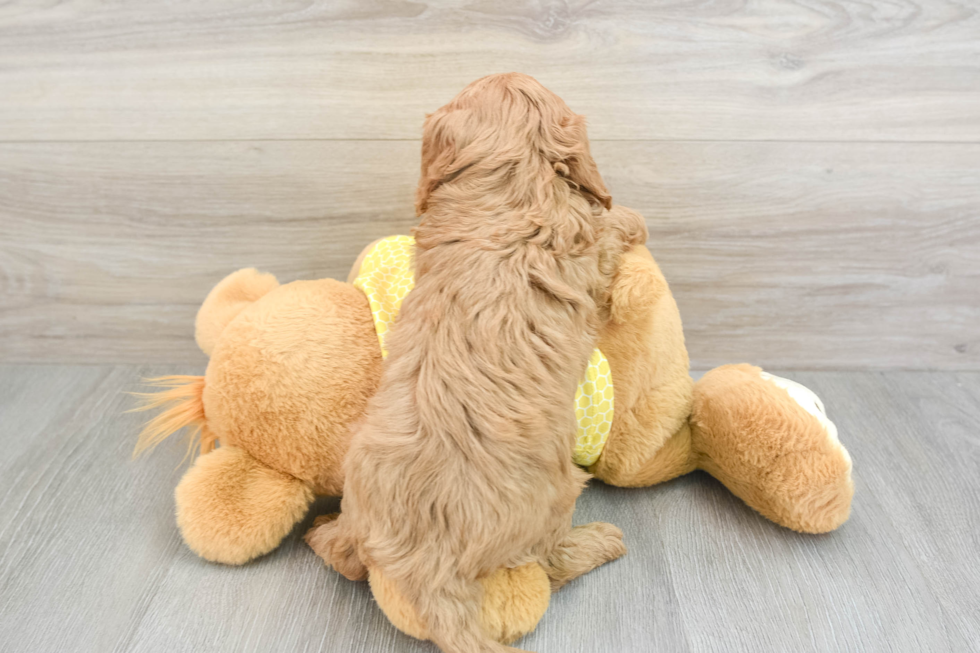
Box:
1, 2, 977, 369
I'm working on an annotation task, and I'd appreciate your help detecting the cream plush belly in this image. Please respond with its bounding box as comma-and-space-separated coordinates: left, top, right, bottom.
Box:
353, 235, 614, 467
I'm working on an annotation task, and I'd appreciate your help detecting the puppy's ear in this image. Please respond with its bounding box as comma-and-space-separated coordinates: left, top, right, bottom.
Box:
415, 109, 458, 216
552, 115, 611, 210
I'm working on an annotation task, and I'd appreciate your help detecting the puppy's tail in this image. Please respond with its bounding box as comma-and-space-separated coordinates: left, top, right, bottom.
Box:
415, 575, 525, 653
129, 375, 213, 460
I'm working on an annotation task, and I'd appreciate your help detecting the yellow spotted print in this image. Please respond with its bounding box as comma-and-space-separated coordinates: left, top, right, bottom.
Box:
572, 349, 614, 467
351, 235, 416, 358
352, 236, 614, 467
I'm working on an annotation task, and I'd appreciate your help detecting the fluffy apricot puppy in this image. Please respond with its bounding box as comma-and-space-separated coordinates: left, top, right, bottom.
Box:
304, 73, 646, 653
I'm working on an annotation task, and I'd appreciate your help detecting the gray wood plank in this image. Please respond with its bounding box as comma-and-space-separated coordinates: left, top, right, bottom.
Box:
0, 1, 978, 142
1, 366, 979, 652
648, 371, 980, 652
0, 365, 188, 652
608, 142, 980, 371
953, 372, 980, 410
2, 141, 977, 369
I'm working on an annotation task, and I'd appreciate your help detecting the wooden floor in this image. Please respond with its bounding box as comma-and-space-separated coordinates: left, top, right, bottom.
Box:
1, 1, 979, 369
0, 365, 978, 653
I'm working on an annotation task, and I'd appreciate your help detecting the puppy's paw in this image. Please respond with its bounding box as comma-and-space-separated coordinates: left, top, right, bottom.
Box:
311, 512, 340, 528
545, 521, 628, 590
608, 252, 667, 324
607, 205, 648, 248
304, 515, 368, 581
579, 521, 627, 563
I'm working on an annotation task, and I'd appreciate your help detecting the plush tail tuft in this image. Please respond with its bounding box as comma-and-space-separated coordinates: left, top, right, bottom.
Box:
130, 375, 212, 460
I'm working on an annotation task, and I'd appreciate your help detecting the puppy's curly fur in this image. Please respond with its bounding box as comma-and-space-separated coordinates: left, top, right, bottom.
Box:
306, 73, 646, 652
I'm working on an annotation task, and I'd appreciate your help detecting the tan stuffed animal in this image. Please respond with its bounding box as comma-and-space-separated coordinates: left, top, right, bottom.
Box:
136, 230, 853, 645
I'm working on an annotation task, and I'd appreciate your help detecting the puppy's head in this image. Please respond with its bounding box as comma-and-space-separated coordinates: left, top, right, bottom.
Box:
415, 73, 611, 215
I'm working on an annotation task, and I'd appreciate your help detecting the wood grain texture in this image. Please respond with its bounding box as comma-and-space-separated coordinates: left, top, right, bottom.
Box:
1, 365, 978, 652
1, 140, 977, 368
0, 0, 979, 142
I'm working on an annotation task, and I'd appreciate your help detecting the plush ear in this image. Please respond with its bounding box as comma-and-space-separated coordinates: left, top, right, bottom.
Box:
552, 115, 611, 210
195, 268, 279, 357
415, 109, 460, 216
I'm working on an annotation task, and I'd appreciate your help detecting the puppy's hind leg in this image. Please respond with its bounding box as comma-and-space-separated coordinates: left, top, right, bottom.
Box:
542, 522, 627, 591
304, 513, 368, 581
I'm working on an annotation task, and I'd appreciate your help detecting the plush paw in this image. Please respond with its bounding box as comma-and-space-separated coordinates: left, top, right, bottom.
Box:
692, 364, 855, 533
175, 445, 314, 565
759, 371, 852, 469
371, 562, 551, 646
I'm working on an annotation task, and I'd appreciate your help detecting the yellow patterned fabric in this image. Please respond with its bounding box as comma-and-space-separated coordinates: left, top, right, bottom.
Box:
352, 236, 614, 467
572, 350, 614, 466
352, 235, 416, 358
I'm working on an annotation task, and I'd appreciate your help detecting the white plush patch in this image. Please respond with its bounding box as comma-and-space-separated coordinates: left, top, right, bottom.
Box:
759, 371, 852, 467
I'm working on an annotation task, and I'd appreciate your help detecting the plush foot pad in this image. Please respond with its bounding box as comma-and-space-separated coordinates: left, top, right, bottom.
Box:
759, 371, 852, 468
